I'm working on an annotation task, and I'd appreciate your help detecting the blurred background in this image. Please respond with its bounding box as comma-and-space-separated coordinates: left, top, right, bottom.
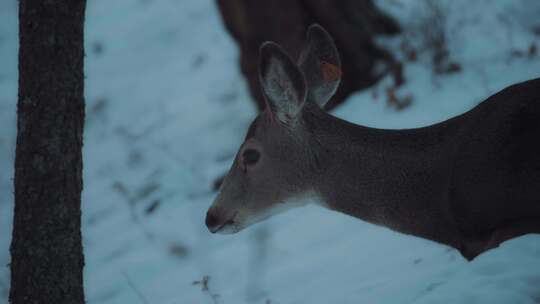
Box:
1, 0, 540, 303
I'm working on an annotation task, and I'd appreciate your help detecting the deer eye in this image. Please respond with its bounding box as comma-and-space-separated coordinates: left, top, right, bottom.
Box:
242, 149, 260, 166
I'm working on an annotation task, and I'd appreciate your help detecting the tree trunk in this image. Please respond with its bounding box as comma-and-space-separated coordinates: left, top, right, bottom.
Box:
10, 1, 86, 303
216, 0, 400, 111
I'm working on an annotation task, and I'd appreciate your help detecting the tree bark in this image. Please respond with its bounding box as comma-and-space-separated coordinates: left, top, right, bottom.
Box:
216, 0, 400, 111
10, 1, 86, 303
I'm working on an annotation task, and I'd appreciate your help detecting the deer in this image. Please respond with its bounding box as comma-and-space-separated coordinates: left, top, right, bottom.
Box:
206, 24, 540, 260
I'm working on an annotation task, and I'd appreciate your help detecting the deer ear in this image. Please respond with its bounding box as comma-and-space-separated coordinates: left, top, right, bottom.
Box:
259, 41, 307, 124
298, 24, 341, 109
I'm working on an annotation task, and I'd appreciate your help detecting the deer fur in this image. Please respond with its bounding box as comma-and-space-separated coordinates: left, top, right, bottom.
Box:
206, 24, 540, 260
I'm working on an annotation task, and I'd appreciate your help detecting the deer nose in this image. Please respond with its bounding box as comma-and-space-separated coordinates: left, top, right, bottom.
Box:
205, 210, 221, 233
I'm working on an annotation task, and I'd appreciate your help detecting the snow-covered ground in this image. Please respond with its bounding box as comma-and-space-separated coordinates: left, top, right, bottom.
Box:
1, 0, 540, 303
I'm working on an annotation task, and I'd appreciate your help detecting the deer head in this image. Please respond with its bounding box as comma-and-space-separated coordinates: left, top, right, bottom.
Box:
206, 24, 341, 234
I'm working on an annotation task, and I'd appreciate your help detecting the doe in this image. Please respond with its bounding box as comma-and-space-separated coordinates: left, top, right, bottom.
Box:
206, 24, 540, 260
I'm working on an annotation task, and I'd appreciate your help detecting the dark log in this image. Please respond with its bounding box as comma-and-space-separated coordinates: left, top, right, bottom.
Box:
217, 0, 400, 110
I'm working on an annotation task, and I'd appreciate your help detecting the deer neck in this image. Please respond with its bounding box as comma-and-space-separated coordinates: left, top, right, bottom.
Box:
302, 105, 461, 246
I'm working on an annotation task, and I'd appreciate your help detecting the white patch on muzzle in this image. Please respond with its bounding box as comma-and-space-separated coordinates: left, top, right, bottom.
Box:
240, 190, 324, 229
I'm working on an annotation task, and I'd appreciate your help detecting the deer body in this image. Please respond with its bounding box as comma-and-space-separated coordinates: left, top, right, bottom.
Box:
206, 25, 540, 260
301, 79, 540, 259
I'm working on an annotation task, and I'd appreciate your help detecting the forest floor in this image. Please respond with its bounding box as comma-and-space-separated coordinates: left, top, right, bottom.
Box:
1, 0, 540, 303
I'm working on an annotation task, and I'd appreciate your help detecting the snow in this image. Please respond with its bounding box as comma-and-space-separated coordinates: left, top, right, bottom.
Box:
1, 0, 540, 303
0, 0, 18, 299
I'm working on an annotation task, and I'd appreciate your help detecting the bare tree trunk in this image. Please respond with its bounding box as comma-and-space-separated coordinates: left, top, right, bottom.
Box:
216, 0, 400, 110
10, 1, 86, 303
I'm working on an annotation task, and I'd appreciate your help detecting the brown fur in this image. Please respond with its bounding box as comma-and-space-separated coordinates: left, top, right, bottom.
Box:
207, 25, 540, 260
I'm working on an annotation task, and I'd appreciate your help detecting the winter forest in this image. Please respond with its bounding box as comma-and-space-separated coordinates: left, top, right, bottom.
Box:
1, 0, 540, 303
